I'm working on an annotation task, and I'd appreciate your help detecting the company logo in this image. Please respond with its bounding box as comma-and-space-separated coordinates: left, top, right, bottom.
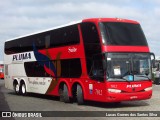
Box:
12, 53, 31, 61
68, 47, 77, 53
126, 84, 141, 88
2, 112, 11, 117
32, 43, 62, 94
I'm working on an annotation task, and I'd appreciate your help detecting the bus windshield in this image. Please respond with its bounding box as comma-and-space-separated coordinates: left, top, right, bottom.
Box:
99, 22, 148, 46
106, 53, 151, 81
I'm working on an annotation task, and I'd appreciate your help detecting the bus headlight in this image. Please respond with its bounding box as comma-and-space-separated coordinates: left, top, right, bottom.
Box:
144, 87, 152, 91
108, 89, 121, 93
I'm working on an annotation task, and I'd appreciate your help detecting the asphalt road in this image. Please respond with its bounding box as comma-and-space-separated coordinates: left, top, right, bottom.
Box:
0, 79, 160, 120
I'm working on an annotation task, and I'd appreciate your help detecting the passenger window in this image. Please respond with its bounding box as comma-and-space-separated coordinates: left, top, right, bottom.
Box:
45, 35, 50, 48
90, 54, 104, 81
80, 22, 100, 44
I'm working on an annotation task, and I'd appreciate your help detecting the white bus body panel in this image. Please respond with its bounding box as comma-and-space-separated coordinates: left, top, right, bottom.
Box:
4, 51, 52, 94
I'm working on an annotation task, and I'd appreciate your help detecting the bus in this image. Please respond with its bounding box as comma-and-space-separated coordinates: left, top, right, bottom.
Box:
4, 18, 155, 104
0, 65, 4, 79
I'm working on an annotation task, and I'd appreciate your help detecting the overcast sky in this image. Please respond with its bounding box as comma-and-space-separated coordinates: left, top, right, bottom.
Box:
0, 0, 160, 60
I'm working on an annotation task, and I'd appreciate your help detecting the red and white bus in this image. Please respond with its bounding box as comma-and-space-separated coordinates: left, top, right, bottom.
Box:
4, 18, 155, 104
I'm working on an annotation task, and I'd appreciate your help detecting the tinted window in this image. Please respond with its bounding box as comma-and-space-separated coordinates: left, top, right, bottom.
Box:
80, 22, 99, 44
45, 35, 51, 49
99, 22, 148, 46
59, 59, 82, 78
5, 24, 80, 55
24, 58, 82, 78
60, 59, 70, 78
24, 61, 50, 77
50, 24, 80, 47
92, 60, 104, 81
69, 59, 82, 77
5, 35, 37, 54
88, 54, 104, 81
35, 34, 45, 49
80, 22, 102, 77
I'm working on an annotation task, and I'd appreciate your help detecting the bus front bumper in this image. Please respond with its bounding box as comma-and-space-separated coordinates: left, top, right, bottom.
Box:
106, 91, 152, 102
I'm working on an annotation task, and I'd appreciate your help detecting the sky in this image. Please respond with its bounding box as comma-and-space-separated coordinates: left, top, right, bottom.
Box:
0, 0, 160, 60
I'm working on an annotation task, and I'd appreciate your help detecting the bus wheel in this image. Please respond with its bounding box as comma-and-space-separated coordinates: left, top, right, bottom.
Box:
77, 84, 84, 105
20, 82, 27, 95
63, 84, 70, 103
14, 83, 19, 94
59, 84, 70, 103
59, 88, 64, 102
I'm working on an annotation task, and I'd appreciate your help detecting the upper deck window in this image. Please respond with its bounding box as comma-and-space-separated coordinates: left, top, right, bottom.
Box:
99, 22, 148, 46
5, 24, 80, 55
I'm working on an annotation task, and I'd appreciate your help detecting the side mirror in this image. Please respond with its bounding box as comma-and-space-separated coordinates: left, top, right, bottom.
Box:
150, 52, 156, 68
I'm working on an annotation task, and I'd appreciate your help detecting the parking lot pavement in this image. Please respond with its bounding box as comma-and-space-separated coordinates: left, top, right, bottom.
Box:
0, 80, 160, 120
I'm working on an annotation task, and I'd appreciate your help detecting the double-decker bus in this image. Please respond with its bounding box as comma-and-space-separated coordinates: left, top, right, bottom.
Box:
4, 18, 155, 104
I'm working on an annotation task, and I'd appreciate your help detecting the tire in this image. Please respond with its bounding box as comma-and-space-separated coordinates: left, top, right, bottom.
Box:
59, 88, 64, 102
14, 83, 20, 95
59, 84, 70, 103
20, 82, 27, 95
77, 84, 84, 105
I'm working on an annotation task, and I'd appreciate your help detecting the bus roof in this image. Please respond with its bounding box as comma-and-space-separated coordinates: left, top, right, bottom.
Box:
82, 18, 139, 24
5, 18, 139, 42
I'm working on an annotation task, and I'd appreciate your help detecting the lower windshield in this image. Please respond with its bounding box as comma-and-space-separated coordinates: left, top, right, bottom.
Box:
106, 53, 151, 81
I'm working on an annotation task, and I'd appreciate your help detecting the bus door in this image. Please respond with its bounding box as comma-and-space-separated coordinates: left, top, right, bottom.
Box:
87, 54, 106, 101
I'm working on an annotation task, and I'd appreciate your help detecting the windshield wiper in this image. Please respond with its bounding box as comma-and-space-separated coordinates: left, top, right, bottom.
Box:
122, 77, 131, 82
134, 75, 150, 80
107, 78, 129, 82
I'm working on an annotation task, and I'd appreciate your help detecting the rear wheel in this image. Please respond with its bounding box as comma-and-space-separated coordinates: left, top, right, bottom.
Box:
77, 84, 84, 105
14, 82, 19, 94
59, 84, 70, 103
20, 82, 27, 95
59, 88, 64, 102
